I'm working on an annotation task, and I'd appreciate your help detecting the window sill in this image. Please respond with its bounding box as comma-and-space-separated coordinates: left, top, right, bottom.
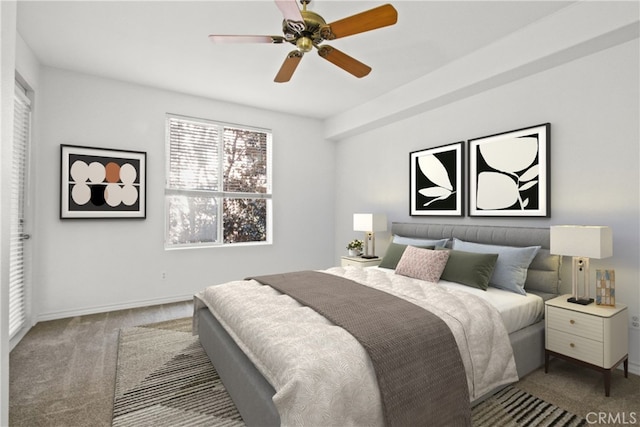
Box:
164, 241, 272, 251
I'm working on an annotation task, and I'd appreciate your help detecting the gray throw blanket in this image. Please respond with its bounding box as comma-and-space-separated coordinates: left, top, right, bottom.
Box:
249, 270, 471, 427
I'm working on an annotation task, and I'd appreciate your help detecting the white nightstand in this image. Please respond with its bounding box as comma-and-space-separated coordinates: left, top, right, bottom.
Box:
340, 256, 382, 268
545, 295, 628, 396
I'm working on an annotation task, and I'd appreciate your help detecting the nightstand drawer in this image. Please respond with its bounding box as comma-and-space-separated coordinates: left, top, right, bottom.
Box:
547, 306, 603, 341
547, 329, 604, 366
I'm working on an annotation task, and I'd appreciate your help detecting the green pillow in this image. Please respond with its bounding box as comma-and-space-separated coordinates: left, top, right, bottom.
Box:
379, 242, 434, 269
437, 248, 498, 290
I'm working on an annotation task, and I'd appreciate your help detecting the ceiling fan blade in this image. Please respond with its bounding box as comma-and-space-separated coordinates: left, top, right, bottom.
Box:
209, 35, 285, 44
275, 0, 304, 23
274, 50, 304, 83
317, 45, 371, 78
323, 4, 398, 40
275, 0, 306, 37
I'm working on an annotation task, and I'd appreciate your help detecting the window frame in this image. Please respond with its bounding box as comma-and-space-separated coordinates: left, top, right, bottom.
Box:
164, 113, 272, 249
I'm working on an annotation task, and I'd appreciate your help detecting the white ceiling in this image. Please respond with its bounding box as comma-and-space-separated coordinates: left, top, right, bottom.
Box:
17, 1, 574, 120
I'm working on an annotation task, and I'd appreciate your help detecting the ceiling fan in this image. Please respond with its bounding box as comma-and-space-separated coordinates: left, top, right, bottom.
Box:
209, 0, 398, 83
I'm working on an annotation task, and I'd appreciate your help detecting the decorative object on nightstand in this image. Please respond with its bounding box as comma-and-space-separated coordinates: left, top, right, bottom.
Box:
595, 269, 615, 306
353, 213, 387, 259
545, 295, 628, 397
346, 239, 363, 257
550, 225, 613, 305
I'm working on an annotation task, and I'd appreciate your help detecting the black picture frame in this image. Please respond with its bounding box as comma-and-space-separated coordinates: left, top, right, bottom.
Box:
410, 141, 464, 216
60, 144, 147, 219
468, 123, 550, 217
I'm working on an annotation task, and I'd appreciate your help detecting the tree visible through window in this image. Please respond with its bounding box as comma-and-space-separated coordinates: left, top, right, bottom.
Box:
165, 115, 271, 247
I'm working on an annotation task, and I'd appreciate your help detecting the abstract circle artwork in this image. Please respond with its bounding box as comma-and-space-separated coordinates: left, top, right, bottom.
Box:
61, 145, 146, 219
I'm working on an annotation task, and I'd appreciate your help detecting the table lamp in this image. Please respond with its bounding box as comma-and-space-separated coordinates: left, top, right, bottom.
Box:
550, 225, 613, 305
353, 213, 387, 259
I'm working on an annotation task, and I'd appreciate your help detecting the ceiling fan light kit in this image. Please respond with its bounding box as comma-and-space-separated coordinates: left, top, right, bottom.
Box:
209, 0, 398, 83
295, 37, 314, 53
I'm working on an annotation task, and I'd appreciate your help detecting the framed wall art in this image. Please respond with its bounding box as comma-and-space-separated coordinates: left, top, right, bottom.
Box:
60, 145, 146, 219
468, 123, 550, 217
410, 141, 464, 216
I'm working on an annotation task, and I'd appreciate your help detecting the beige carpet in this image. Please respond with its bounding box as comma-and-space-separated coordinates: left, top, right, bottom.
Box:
9, 300, 194, 427
112, 318, 601, 427
517, 357, 640, 423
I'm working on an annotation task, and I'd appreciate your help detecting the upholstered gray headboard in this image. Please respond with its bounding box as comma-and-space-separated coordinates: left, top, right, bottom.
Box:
391, 222, 561, 299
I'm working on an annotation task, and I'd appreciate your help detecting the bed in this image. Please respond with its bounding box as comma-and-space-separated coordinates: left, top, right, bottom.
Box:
194, 222, 562, 426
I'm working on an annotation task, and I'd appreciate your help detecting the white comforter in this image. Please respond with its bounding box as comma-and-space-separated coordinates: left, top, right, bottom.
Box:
195, 266, 518, 427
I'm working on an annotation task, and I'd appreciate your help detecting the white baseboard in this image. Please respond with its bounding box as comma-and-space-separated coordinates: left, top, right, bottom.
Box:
9, 325, 31, 351
36, 294, 193, 323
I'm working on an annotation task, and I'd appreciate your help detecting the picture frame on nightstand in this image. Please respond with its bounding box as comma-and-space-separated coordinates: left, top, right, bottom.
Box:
596, 269, 615, 306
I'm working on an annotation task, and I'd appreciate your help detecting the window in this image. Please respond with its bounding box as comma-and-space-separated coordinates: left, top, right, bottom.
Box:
165, 114, 272, 248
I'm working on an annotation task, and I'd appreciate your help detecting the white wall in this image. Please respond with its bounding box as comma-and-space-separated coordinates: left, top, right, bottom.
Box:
333, 39, 640, 371
32, 67, 336, 319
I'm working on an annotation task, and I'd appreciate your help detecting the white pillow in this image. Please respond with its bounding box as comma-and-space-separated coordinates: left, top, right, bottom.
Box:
451, 238, 540, 295
393, 235, 449, 248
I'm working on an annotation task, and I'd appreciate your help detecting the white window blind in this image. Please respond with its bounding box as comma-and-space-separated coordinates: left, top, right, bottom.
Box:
168, 118, 219, 191
9, 83, 31, 338
165, 114, 272, 248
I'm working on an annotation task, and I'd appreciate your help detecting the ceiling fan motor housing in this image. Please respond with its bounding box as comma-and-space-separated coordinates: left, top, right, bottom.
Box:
283, 9, 329, 49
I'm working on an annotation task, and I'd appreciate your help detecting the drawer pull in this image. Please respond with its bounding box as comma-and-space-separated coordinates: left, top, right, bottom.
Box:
569, 319, 575, 324
570, 343, 575, 348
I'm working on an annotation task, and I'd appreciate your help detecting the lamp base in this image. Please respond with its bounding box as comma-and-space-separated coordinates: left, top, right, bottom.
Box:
567, 297, 594, 305
360, 255, 379, 259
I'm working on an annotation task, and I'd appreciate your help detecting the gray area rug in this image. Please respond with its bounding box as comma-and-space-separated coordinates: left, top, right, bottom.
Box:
112, 318, 243, 426
472, 386, 586, 427
112, 318, 586, 427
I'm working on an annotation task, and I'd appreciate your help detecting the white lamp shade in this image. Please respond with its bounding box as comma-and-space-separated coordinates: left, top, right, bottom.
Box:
353, 213, 387, 232
550, 225, 613, 259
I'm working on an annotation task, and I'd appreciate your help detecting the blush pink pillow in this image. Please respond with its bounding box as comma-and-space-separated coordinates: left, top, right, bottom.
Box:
395, 246, 450, 283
